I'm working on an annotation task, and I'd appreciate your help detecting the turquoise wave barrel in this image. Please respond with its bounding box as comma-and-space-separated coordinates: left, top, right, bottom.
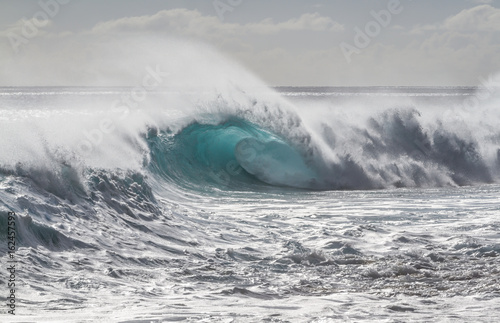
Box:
147, 118, 320, 190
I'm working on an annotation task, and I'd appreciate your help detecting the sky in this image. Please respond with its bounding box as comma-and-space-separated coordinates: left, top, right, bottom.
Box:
1, 0, 499, 86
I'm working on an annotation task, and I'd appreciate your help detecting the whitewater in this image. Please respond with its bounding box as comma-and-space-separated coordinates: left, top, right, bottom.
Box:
1, 40, 500, 322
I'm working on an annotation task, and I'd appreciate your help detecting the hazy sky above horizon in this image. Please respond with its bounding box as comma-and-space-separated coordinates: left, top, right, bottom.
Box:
1, 0, 499, 86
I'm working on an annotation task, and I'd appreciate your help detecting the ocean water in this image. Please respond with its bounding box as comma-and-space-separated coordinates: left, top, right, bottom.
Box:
1, 84, 500, 322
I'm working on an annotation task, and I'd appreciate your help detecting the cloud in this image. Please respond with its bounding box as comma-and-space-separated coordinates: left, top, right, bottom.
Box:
444, 4, 500, 31
246, 13, 343, 33
411, 4, 500, 33
468, 0, 493, 4
0, 8, 344, 86
367, 5, 500, 85
0, 5, 498, 87
90, 9, 343, 37
0, 17, 53, 39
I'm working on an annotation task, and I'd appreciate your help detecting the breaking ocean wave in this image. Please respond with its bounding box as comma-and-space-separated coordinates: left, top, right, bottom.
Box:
1, 41, 500, 321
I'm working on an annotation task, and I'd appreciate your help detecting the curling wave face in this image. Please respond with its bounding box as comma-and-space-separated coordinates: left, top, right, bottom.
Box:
147, 118, 321, 190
